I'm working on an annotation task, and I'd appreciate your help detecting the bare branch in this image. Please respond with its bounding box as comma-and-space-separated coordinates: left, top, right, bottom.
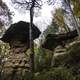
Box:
35, 1, 42, 8
11, 0, 42, 10
11, 0, 32, 4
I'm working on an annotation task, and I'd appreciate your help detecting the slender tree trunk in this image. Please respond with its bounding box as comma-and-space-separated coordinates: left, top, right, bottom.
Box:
29, 0, 35, 80
64, 22, 71, 32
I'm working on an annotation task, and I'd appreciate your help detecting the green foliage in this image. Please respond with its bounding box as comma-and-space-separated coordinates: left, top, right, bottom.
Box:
53, 8, 70, 32
71, 0, 80, 17
35, 67, 75, 80
35, 46, 53, 72
43, 21, 59, 37
54, 9, 64, 28
35, 46, 46, 72
64, 0, 80, 17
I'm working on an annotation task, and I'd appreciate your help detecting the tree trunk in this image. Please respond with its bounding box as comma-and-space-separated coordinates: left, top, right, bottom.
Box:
29, 0, 35, 80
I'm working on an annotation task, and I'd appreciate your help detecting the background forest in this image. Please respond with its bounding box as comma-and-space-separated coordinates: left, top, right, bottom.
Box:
0, 0, 80, 80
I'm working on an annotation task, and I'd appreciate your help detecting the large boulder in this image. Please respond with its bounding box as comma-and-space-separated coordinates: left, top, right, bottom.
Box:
0, 21, 41, 50
42, 30, 78, 51
1, 21, 41, 43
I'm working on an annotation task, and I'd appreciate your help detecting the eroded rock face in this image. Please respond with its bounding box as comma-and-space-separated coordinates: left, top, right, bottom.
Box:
1, 21, 41, 49
42, 30, 78, 51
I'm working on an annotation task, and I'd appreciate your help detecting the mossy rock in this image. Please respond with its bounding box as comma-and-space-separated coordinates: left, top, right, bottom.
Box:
54, 42, 80, 66
67, 42, 80, 61
53, 42, 80, 76
53, 53, 68, 67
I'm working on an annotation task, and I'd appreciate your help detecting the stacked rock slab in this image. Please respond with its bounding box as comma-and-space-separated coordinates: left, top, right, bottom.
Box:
2, 52, 30, 80
0, 21, 41, 80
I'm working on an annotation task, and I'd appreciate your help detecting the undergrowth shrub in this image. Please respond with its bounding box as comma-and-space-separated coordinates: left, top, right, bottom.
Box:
35, 67, 75, 80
